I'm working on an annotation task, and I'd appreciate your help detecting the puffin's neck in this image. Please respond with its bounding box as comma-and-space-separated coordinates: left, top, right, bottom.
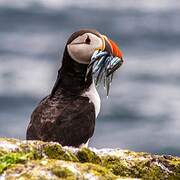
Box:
60, 58, 92, 95
51, 50, 93, 97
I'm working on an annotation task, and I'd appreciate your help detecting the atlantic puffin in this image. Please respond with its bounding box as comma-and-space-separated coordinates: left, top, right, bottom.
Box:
26, 29, 124, 147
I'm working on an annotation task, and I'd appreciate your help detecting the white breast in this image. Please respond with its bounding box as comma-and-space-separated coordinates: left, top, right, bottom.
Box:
81, 81, 101, 118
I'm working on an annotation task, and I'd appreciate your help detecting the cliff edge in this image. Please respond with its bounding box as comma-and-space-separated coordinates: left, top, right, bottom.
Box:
0, 138, 179, 179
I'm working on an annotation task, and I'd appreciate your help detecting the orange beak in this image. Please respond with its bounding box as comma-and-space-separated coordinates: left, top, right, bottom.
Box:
101, 35, 124, 61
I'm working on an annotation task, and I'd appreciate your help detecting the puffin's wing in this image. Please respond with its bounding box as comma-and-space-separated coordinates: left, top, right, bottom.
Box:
53, 96, 96, 147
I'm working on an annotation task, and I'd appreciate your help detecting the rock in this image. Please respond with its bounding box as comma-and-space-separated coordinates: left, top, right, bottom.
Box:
0, 138, 179, 179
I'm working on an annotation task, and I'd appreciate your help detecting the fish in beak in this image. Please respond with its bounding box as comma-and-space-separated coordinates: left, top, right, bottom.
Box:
86, 35, 124, 97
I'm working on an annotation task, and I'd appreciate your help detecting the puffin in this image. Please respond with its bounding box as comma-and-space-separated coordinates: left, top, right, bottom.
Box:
26, 29, 124, 147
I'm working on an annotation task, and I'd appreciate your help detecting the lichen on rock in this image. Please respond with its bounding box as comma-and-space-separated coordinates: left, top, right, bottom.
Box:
0, 137, 180, 179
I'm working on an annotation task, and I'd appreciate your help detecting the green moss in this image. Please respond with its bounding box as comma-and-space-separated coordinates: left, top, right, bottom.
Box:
168, 157, 180, 167
144, 165, 168, 180
76, 148, 101, 164
76, 152, 180, 180
102, 156, 132, 177
43, 144, 78, 162
0, 152, 28, 174
101, 155, 176, 179
51, 166, 75, 179
167, 157, 180, 179
77, 162, 118, 180
19, 141, 44, 159
133, 161, 167, 180
0, 150, 7, 157
0, 149, 43, 175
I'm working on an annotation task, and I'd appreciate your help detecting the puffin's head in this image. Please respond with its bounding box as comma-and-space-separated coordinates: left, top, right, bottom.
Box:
66, 29, 123, 65
64, 29, 124, 96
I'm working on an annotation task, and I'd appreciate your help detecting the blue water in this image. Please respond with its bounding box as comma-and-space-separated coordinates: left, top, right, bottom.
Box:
0, 0, 180, 156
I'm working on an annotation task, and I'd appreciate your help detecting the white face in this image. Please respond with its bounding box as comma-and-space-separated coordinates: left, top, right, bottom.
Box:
67, 33, 103, 64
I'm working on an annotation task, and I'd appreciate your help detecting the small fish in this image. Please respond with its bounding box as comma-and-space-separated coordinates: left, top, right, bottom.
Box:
88, 50, 123, 96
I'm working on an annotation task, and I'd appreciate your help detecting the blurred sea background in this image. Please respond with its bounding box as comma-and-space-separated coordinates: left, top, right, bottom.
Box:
0, 0, 180, 156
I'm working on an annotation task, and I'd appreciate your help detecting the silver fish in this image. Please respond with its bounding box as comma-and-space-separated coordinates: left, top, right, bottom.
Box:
87, 50, 123, 96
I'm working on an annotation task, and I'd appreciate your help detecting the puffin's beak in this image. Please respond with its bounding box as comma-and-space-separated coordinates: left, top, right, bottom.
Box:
93, 35, 124, 77
101, 35, 124, 66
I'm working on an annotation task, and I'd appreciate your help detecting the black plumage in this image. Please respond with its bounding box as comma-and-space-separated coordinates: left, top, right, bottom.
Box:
27, 91, 95, 147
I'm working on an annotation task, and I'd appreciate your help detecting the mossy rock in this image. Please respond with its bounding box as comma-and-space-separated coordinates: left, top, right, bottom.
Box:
0, 137, 180, 179
43, 143, 79, 162
76, 147, 101, 164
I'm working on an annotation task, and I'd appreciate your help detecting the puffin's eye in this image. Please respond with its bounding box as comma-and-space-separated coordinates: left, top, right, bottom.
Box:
85, 36, 91, 44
